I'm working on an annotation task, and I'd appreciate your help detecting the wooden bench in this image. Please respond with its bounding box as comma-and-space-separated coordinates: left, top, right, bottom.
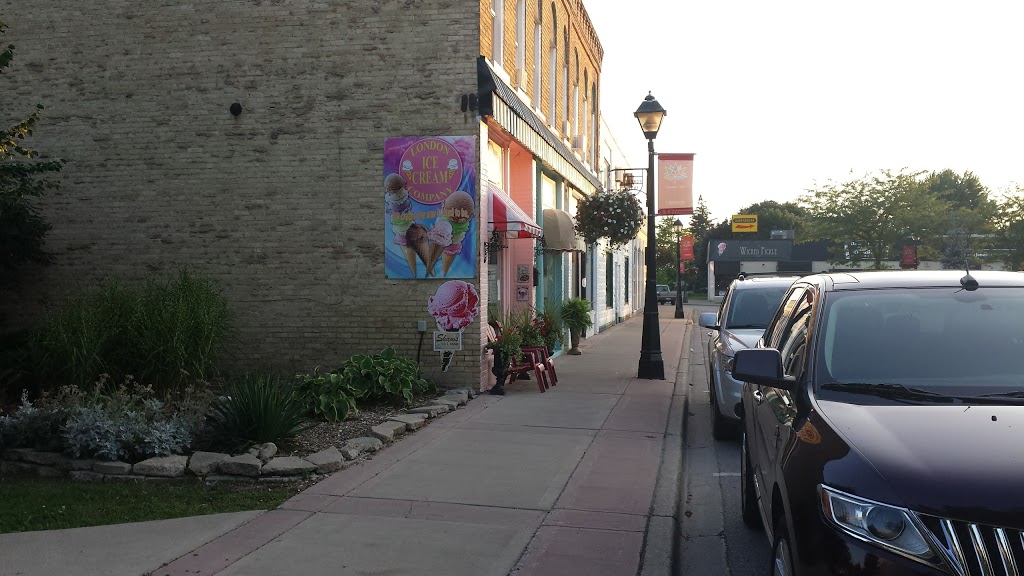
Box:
486, 321, 557, 393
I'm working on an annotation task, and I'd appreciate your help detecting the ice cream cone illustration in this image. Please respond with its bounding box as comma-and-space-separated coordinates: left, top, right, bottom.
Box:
428, 280, 480, 371
438, 190, 475, 277
426, 219, 453, 276
386, 173, 417, 276
405, 223, 431, 276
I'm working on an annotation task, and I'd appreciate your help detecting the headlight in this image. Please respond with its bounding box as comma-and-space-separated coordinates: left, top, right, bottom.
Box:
819, 485, 946, 569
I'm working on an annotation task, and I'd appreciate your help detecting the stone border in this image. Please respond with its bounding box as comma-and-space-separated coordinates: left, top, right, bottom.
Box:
0, 388, 475, 483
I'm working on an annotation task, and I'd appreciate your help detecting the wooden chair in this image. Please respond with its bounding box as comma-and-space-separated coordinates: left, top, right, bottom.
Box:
488, 321, 554, 393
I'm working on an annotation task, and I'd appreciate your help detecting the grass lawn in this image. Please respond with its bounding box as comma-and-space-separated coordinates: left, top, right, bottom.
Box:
0, 475, 299, 534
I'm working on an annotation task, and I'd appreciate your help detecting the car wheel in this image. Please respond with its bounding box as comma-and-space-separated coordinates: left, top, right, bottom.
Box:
709, 373, 732, 441
741, 428, 762, 530
770, 516, 794, 576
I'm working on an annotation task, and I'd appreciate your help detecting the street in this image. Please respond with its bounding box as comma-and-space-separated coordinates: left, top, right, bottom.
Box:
677, 308, 770, 575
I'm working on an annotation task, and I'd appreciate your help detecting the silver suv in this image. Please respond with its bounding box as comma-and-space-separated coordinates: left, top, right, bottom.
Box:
698, 275, 795, 439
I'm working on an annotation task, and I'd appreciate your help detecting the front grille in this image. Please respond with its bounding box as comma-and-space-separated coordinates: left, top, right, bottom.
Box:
919, 515, 1024, 576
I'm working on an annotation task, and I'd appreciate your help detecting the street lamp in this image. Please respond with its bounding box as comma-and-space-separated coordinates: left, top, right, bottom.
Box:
635, 92, 667, 380
673, 219, 685, 319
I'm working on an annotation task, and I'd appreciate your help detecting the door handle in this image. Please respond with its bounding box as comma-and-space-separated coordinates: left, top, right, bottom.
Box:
752, 389, 764, 404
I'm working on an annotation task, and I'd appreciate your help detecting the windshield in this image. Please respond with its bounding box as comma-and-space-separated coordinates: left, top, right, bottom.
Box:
817, 287, 1024, 397
724, 286, 789, 329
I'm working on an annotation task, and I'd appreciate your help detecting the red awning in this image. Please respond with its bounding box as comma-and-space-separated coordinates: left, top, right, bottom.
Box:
488, 183, 542, 239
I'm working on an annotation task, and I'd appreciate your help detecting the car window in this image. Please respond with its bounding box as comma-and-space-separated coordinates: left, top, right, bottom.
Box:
778, 292, 813, 380
724, 286, 789, 329
765, 286, 807, 348
818, 287, 1024, 394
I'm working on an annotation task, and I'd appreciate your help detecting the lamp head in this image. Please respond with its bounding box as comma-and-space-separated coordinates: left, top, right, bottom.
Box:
673, 218, 683, 233
634, 92, 667, 140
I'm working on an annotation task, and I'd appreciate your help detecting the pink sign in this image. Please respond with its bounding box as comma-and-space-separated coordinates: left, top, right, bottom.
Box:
657, 153, 695, 216
399, 138, 465, 205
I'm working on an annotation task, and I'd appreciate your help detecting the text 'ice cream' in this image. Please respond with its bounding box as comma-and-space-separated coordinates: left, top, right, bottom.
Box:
428, 280, 479, 331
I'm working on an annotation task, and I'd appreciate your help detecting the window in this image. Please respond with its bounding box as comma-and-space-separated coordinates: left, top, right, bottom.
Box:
561, 27, 568, 133
492, 0, 505, 68
533, 3, 542, 105
606, 252, 614, 308
548, 4, 557, 124
515, 0, 526, 83
624, 257, 630, 303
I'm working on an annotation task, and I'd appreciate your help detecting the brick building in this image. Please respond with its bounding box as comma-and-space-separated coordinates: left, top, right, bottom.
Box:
1, 0, 613, 391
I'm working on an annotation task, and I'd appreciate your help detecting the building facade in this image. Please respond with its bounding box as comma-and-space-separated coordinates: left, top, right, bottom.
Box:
1, 0, 608, 391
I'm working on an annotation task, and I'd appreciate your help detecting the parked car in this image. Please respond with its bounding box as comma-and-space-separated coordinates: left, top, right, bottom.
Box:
698, 275, 795, 439
733, 270, 1024, 576
656, 284, 675, 305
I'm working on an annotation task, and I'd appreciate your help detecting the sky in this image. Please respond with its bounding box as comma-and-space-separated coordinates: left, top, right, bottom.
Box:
584, 0, 1024, 224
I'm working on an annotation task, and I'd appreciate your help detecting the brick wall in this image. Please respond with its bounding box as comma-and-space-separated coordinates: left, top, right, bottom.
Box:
0, 0, 487, 387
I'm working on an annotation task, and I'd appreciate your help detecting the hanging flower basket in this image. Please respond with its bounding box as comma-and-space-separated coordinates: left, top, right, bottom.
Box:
574, 190, 645, 249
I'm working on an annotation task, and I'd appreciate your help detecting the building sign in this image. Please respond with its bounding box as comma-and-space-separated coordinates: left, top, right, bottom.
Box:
708, 240, 793, 261
433, 331, 463, 351
900, 245, 918, 269
731, 214, 758, 233
384, 136, 478, 279
680, 235, 694, 261
656, 153, 694, 216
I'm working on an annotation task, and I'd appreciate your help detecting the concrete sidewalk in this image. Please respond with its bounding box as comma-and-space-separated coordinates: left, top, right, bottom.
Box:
0, 310, 696, 576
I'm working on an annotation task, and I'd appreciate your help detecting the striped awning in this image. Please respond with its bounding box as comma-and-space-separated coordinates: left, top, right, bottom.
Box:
488, 183, 542, 239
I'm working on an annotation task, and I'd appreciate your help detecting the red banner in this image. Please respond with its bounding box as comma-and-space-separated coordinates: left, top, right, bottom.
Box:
680, 235, 694, 261
657, 153, 695, 216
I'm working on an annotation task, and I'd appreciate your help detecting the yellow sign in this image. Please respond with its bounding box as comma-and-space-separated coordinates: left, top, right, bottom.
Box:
732, 214, 758, 233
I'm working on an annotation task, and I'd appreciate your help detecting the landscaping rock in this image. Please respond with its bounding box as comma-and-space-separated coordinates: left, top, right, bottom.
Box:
257, 443, 278, 462
371, 421, 407, 442
218, 454, 262, 477
435, 398, 461, 410
261, 456, 316, 476
93, 461, 132, 475
69, 459, 96, 471
105, 474, 146, 483
342, 437, 383, 456
407, 404, 450, 417
188, 451, 230, 476
0, 461, 34, 475
340, 447, 362, 460
69, 470, 104, 482
454, 386, 477, 399
133, 455, 187, 477
21, 451, 70, 468
305, 447, 349, 474
388, 413, 428, 431
204, 475, 256, 483
36, 465, 65, 478
2, 448, 35, 462
443, 389, 469, 405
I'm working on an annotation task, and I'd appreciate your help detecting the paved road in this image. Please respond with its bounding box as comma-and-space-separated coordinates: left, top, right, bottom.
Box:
676, 314, 771, 576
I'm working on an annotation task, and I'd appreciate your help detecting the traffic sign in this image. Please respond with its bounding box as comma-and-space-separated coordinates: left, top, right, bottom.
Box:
732, 214, 758, 233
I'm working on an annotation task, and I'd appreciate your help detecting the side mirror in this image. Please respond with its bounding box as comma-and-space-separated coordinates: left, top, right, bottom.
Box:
733, 349, 795, 391
698, 312, 719, 330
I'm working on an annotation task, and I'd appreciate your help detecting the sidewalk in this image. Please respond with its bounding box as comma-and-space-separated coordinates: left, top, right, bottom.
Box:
0, 310, 696, 576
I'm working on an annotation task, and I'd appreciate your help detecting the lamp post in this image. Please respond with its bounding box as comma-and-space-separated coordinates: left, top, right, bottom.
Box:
635, 92, 667, 380
673, 219, 685, 319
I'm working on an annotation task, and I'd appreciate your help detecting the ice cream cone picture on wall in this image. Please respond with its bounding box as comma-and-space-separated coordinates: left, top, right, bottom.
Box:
384, 136, 477, 279
428, 280, 479, 372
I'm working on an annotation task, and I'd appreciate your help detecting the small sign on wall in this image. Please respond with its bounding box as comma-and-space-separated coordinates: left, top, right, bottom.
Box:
516, 286, 530, 301
433, 331, 463, 351
517, 264, 531, 283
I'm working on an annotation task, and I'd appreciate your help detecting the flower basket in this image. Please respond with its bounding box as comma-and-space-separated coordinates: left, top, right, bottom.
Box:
574, 191, 645, 248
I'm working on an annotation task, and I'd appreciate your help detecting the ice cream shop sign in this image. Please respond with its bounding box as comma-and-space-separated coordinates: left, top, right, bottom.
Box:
384, 136, 478, 279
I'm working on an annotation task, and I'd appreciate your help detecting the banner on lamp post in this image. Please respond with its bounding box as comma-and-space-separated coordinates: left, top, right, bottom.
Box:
680, 235, 694, 261
657, 153, 694, 216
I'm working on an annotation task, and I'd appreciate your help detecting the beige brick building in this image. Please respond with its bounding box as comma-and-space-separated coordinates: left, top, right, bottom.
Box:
1, 0, 608, 391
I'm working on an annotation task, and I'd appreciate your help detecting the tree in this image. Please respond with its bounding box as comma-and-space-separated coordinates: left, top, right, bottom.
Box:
1, 19, 63, 288
654, 217, 679, 287
799, 170, 946, 269
735, 200, 805, 240
684, 196, 714, 291
995, 188, 1024, 271
921, 170, 997, 266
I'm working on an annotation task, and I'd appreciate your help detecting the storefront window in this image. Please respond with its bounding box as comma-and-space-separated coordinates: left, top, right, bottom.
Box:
624, 257, 629, 303
605, 252, 613, 308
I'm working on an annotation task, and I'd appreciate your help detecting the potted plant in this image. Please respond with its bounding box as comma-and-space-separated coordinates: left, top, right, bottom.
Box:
560, 298, 593, 355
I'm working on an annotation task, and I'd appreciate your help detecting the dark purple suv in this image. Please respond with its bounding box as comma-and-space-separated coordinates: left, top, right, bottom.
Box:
733, 270, 1024, 576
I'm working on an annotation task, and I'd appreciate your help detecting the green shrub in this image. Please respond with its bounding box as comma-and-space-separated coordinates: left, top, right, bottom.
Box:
294, 367, 358, 422
26, 267, 231, 394
202, 373, 308, 453
340, 347, 436, 405
560, 298, 593, 332
0, 376, 208, 460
